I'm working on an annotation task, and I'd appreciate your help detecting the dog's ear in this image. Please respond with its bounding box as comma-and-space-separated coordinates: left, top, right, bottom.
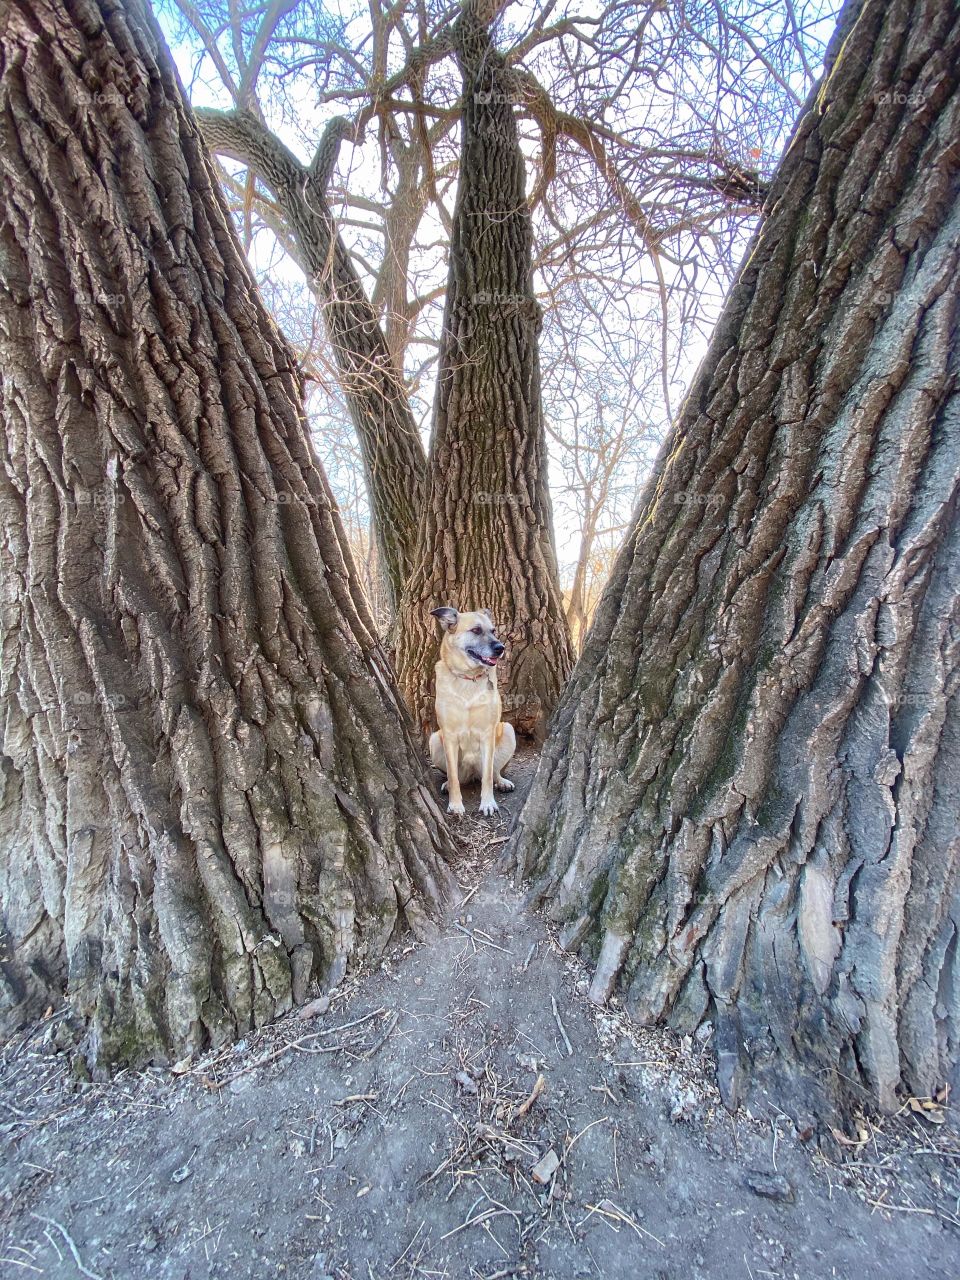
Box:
430, 606, 459, 631
480, 608, 494, 624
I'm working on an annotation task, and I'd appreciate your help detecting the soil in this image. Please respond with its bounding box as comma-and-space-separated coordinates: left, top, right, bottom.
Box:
2, 748, 958, 1280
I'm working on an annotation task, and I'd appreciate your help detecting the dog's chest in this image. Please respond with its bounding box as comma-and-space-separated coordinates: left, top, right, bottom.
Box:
457, 682, 496, 715
436, 668, 499, 727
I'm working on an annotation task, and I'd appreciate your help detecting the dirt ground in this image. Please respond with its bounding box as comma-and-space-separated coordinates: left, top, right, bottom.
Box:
2, 748, 959, 1280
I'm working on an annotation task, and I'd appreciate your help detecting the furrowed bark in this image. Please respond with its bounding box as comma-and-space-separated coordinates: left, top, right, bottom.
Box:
394, 2, 574, 739
195, 107, 427, 617
0, 0, 455, 1068
506, 0, 960, 1119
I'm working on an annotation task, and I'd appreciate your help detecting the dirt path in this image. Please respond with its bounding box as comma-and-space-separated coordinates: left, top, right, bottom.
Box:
2, 751, 958, 1279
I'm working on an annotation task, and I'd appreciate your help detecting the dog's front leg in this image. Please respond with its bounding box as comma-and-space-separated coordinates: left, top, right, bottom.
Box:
442, 731, 465, 816
478, 726, 498, 817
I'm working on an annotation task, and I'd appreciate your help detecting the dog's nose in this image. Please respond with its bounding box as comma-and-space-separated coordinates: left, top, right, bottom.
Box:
492, 641, 505, 657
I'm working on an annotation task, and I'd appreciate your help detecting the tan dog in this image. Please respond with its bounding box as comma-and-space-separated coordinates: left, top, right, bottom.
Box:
428, 607, 517, 816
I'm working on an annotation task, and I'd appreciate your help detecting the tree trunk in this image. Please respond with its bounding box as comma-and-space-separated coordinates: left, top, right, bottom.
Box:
394, 3, 574, 739
506, 0, 960, 1118
0, 0, 455, 1069
195, 108, 428, 617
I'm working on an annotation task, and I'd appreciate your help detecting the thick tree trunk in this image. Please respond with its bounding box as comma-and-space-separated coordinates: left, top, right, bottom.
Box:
195, 108, 428, 617
506, 0, 960, 1118
394, 3, 574, 739
0, 0, 455, 1068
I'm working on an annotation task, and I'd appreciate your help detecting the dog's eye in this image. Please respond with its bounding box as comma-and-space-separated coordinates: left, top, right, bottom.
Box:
471, 626, 483, 635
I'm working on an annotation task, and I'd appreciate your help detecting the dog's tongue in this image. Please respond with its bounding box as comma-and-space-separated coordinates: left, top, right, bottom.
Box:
481, 654, 499, 666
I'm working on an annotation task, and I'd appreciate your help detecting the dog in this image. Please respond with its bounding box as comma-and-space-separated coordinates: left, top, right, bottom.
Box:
428, 607, 517, 817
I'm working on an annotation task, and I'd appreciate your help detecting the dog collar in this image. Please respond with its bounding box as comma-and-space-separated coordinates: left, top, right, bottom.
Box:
454, 667, 494, 683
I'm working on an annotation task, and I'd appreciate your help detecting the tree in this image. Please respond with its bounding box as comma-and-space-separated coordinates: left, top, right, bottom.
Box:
393, 3, 575, 738
0, 0, 455, 1067
506, 0, 960, 1117
176, 0, 823, 648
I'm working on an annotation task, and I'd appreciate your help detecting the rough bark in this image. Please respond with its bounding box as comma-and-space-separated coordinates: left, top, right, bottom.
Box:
0, 0, 456, 1068
195, 108, 427, 616
506, 0, 960, 1118
394, 3, 574, 739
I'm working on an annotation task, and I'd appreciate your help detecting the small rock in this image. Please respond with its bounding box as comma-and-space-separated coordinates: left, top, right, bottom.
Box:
454, 1070, 478, 1095
298, 996, 331, 1021
171, 1164, 192, 1184
744, 1170, 795, 1204
668, 1083, 698, 1123
531, 1149, 561, 1184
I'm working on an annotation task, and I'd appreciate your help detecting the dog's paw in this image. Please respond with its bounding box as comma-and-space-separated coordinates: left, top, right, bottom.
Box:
447, 799, 465, 817
494, 777, 515, 792
478, 796, 499, 817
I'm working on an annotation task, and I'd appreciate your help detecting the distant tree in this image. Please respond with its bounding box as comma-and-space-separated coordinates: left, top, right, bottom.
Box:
507, 0, 960, 1118
393, 2, 574, 738
0, 0, 454, 1066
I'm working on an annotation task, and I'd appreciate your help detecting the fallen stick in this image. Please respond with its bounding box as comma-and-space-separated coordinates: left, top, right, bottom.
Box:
30, 1216, 102, 1280
363, 1010, 399, 1060
440, 1208, 511, 1241
453, 923, 511, 954
551, 995, 573, 1056
511, 1072, 546, 1123
200, 1007, 387, 1088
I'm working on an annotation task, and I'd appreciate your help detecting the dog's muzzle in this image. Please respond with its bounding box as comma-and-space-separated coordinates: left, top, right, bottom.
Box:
467, 640, 505, 667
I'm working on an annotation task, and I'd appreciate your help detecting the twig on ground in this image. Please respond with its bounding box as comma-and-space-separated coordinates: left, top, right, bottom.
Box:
364, 1011, 399, 1059
551, 995, 573, 1056
453, 923, 511, 954
458, 884, 481, 909
389, 1220, 426, 1272
30, 1215, 103, 1280
440, 1208, 512, 1240
510, 1073, 545, 1124
580, 1199, 665, 1247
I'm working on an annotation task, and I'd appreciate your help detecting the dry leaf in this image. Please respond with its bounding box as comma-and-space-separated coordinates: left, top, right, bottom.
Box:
830, 1126, 867, 1147
908, 1096, 946, 1125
